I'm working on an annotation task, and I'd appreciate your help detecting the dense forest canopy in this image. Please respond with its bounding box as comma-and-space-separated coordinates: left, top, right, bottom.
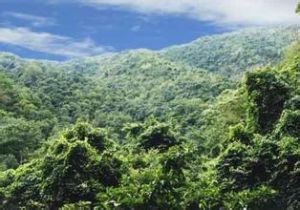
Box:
0, 24, 299, 209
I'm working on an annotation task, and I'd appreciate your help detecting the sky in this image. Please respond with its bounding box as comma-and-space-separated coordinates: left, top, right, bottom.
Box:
0, 0, 299, 60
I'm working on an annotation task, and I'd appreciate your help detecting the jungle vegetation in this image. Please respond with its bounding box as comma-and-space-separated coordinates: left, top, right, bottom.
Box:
0, 25, 299, 209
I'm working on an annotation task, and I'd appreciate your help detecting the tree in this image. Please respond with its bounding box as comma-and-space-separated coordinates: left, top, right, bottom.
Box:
246, 70, 290, 134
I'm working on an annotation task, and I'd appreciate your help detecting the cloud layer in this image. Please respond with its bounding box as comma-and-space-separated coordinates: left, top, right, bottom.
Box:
77, 0, 300, 26
0, 27, 111, 57
3, 12, 57, 27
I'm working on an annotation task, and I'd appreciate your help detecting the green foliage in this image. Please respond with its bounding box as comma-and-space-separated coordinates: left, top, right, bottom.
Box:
0, 26, 299, 209
275, 110, 300, 138
222, 186, 277, 210
227, 124, 254, 145
0, 116, 43, 166
0, 123, 122, 209
214, 46, 300, 209
136, 120, 181, 151
64, 122, 111, 151
60, 201, 92, 210
163, 26, 300, 77
246, 70, 290, 134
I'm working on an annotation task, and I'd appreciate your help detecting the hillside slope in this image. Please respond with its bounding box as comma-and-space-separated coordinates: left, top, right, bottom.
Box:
162, 25, 300, 77
0, 49, 235, 171
0, 36, 299, 210
0, 25, 299, 171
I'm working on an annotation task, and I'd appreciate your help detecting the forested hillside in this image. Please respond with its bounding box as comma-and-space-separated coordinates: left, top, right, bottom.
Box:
163, 25, 300, 77
0, 25, 299, 209
0, 50, 234, 170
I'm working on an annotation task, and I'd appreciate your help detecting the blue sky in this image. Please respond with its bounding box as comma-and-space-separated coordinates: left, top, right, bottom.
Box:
0, 0, 299, 60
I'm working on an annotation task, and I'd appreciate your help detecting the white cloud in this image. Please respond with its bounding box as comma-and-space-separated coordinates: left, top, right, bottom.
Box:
0, 27, 112, 57
74, 0, 300, 26
3, 12, 57, 27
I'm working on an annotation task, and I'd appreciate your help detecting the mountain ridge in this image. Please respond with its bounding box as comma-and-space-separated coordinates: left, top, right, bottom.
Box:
2, 25, 299, 80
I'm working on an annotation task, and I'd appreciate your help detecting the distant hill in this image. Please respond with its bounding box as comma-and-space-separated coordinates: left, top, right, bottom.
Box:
162, 25, 300, 77
59, 25, 300, 78
0, 49, 234, 146
2, 25, 299, 77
